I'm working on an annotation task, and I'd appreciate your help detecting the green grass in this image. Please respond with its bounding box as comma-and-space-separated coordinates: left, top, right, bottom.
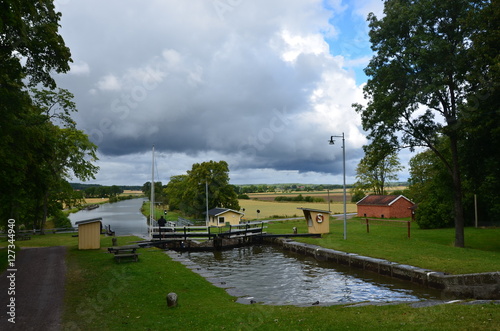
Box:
1, 226, 499, 330
266, 218, 500, 274
59, 235, 498, 330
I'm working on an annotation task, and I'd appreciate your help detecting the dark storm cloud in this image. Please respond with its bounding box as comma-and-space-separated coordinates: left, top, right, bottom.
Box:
55, 0, 388, 184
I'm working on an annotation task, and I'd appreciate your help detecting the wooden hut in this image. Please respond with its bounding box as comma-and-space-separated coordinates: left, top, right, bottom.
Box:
297, 208, 331, 234
76, 218, 102, 250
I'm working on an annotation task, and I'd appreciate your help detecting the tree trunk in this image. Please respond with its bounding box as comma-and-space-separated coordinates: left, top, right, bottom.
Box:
41, 191, 49, 235
449, 134, 465, 247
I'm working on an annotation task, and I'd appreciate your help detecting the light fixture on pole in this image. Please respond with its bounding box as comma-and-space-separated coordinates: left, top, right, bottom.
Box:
329, 133, 347, 240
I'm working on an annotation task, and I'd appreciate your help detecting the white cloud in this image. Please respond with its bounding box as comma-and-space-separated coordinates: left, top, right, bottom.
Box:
69, 61, 90, 75
278, 30, 330, 63
96, 74, 122, 91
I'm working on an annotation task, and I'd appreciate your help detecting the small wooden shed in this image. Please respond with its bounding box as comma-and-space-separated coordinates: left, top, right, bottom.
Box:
297, 208, 330, 234
76, 218, 102, 250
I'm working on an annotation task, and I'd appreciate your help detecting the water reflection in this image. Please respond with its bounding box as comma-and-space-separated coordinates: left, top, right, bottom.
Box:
68, 198, 148, 237
187, 245, 440, 305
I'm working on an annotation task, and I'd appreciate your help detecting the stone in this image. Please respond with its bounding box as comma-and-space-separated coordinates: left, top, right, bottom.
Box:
167, 292, 178, 307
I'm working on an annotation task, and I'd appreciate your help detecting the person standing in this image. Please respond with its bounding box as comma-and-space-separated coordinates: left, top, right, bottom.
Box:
158, 216, 167, 239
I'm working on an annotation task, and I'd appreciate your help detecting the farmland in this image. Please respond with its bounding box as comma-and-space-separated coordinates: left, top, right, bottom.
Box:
240, 190, 357, 219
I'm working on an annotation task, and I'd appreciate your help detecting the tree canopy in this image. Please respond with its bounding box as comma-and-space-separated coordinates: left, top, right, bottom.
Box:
0, 1, 98, 231
354, 0, 494, 247
164, 161, 240, 218
354, 142, 403, 196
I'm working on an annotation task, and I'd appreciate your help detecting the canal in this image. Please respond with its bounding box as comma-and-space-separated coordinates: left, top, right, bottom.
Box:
186, 245, 441, 305
69, 200, 441, 304
68, 198, 148, 237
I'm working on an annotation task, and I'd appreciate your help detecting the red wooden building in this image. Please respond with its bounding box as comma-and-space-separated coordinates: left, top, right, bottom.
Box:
356, 195, 415, 219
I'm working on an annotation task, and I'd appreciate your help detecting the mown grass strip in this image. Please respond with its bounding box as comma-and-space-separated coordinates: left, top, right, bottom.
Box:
266, 218, 500, 274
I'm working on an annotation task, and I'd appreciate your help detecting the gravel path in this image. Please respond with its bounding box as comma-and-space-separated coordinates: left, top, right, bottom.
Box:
0, 246, 66, 331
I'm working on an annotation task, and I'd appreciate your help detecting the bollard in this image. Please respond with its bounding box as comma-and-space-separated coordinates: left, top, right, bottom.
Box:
112, 237, 117, 246
167, 292, 178, 307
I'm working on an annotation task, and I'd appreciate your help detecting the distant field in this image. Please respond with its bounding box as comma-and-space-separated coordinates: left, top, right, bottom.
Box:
239, 199, 357, 219
247, 187, 408, 203
248, 190, 349, 203
122, 190, 143, 195
84, 198, 108, 204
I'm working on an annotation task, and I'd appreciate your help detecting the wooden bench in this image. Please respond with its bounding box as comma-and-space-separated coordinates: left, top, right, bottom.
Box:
109, 245, 141, 263
114, 253, 141, 263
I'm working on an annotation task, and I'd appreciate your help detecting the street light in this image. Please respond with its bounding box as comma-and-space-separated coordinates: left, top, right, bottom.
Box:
329, 133, 347, 240
205, 180, 209, 226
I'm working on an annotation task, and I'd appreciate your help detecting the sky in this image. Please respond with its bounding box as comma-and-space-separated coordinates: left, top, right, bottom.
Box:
53, 0, 415, 186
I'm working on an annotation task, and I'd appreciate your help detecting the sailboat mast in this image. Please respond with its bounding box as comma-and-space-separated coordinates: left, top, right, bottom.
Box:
150, 145, 155, 239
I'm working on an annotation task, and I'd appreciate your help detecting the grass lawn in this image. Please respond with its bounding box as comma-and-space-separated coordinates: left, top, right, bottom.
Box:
1, 224, 499, 330
267, 218, 500, 274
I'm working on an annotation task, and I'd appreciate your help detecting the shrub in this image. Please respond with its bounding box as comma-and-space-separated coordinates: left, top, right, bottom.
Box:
52, 209, 72, 228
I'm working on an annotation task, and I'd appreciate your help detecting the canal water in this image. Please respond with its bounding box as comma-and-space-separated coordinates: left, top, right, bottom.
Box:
69, 200, 440, 304
68, 198, 148, 237
186, 245, 441, 305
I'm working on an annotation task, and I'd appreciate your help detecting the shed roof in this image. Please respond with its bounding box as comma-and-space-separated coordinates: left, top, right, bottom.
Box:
356, 195, 414, 206
297, 207, 331, 214
207, 208, 244, 217
75, 218, 102, 226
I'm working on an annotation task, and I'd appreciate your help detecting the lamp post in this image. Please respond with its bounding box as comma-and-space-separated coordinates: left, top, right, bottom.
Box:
205, 180, 209, 226
329, 133, 347, 240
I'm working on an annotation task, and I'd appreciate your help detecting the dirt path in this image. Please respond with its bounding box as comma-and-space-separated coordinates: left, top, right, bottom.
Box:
0, 246, 66, 331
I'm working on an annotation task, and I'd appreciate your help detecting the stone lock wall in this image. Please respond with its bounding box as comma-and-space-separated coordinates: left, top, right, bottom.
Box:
267, 238, 500, 300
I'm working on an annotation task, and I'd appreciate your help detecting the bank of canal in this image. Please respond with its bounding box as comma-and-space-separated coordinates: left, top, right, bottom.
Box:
168, 245, 442, 306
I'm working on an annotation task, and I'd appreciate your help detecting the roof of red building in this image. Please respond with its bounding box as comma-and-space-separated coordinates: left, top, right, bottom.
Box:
356, 195, 414, 206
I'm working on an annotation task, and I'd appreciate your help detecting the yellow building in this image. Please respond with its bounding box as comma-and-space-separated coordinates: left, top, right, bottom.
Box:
297, 208, 330, 234
76, 218, 102, 250
207, 208, 244, 227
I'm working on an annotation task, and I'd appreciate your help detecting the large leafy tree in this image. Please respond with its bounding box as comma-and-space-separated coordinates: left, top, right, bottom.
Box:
354, 0, 489, 247
460, 0, 500, 225
0, 0, 71, 89
0, 1, 98, 230
165, 161, 240, 218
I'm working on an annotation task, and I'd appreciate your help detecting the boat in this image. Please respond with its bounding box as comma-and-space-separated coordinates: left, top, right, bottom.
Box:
85, 204, 99, 210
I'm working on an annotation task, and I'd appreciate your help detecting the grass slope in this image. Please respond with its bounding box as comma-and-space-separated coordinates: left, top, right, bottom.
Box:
1, 224, 499, 330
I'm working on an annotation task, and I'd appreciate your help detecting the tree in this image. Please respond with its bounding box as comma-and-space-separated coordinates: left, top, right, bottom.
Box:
0, 0, 71, 89
142, 182, 164, 202
185, 161, 240, 218
353, 0, 488, 247
0, 1, 83, 230
460, 0, 500, 225
408, 143, 454, 229
164, 175, 189, 212
354, 143, 403, 195
30, 89, 98, 231
165, 161, 240, 218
